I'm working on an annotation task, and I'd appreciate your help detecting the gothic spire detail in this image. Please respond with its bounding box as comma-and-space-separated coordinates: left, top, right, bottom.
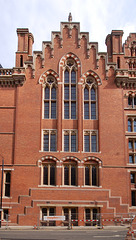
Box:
68, 13, 72, 22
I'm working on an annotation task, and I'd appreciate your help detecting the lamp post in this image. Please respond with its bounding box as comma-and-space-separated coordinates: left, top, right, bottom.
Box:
0, 156, 4, 228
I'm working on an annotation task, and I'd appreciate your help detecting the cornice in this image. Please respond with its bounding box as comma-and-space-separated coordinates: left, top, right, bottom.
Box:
115, 69, 136, 88
0, 68, 26, 87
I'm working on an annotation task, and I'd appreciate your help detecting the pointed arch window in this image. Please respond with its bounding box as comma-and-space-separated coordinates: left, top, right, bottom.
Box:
44, 75, 57, 119
63, 59, 77, 119
84, 78, 97, 120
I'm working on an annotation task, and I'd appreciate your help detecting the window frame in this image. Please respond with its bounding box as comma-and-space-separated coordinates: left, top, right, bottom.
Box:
83, 78, 97, 120
83, 130, 98, 152
63, 130, 78, 152
42, 162, 56, 186
85, 208, 99, 226
128, 138, 136, 164
127, 117, 136, 132
43, 75, 57, 119
84, 163, 99, 186
42, 129, 57, 152
63, 161, 78, 186
63, 59, 77, 120
4, 171, 11, 198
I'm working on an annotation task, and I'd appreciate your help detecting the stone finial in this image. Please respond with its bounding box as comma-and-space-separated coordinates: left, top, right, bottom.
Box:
68, 13, 72, 22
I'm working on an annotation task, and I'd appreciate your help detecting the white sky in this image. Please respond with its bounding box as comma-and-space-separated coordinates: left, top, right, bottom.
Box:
1, 0, 136, 68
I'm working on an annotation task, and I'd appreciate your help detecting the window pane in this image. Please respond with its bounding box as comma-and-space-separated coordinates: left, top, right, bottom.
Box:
128, 96, 132, 106
71, 166, 76, 185
51, 102, 56, 119
134, 97, 136, 106
64, 208, 69, 221
3, 209, 8, 220
42, 208, 47, 220
71, 102, 76, 119
50, 133, 56, 151
91, 103, 96, 119
129, 155, 133, 164
64, 70, 69, 83
64, 166, 69, 185
84, 88, 89, 100
128, 120, 132, 132
5, 184, 10, 197
6, 172, 11, 183
134, 120, 136, 132
44, 102, 49, 118
93, 209, 98, 220
43, 166, 48, 185
131, 173, 135, 183
135, 141, 136, 150
64, 102, 69, 119
45, 87, 50, 99
129, 140, 133, 149
91, 135, 97, 152
51, 87, 56, 99
64, 86, 69, 100
71, 208, 77, 220
43, 134, 49, 151
85, 209, 90, 220
132, 191, 136, 206
50, 165, 55, 185
84, 135, 90, 152
71, 86, 76, 100
92, 166, 97, 186
49, 208, 55, 216
91, 88, 96, 100
85, 166, 90, 185
71, 134, 76, 152
71, 70, 76, 83
84, 102, 89, 119
64, 135, 69, 151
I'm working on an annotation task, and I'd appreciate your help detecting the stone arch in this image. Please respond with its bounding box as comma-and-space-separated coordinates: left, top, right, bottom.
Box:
61, 156, 81, 163
81, 70, 102, 86
83, 156, 102, 167
126, 91, 136, 97
38, 155, 60, 166
59, 52, 81, 68
39, 69, 59, 84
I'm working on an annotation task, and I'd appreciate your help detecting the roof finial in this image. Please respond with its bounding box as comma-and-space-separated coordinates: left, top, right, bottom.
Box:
68, 13, 72, 22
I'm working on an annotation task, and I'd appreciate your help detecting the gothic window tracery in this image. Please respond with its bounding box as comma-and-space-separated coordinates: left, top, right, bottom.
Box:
63, 58, 77, 119
44, 75, 57, 119
84, 77, 97, 119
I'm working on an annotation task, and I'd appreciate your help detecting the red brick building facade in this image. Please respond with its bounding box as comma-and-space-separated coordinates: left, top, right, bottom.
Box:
0, 15, 136, 226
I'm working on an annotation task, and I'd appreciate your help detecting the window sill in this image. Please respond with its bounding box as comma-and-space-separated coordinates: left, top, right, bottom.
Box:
129, 206, 136, 209
38, 185, 57, 187
60, 185, 79, 187
81, 185, 101, 188
2, 196, 12, 199
39, 150, 59, 153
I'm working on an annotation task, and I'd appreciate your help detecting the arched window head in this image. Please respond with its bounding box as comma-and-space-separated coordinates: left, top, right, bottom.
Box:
42, 160, 56, 186
63, 58, 77, 119
84, 76, 97, 120
63, 160, 77, 186
43, 75, 57, 119
128, 94, 136, 109
84, 161, 98, 186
